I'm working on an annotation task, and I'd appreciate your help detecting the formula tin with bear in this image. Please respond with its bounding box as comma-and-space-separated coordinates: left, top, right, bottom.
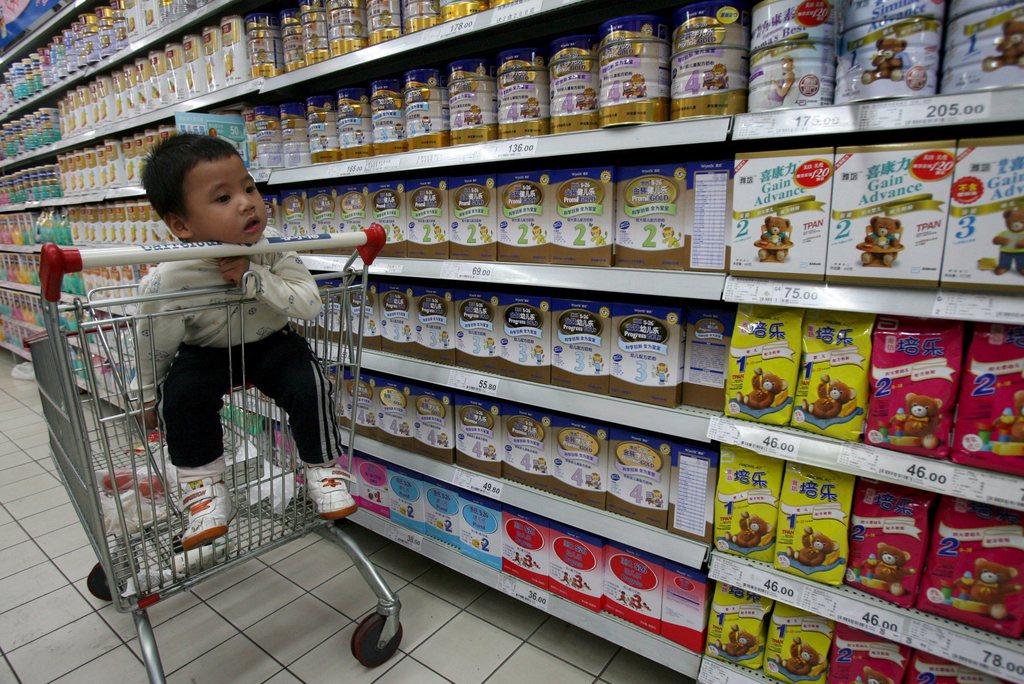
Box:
941, 4, 1024, 94
672, 1, 751, 51
748, 39, 836, 112
835, 17, 941, 103
751, 0, 836, 52
840, 0, 945, 29
597, 15, 672, 126
670, 45, 750, 119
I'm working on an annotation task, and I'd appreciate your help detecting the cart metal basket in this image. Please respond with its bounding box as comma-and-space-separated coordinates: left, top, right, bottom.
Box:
28, 227, 401, 683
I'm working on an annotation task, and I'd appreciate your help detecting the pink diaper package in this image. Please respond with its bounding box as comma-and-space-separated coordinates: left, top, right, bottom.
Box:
951, 324, 1024, 477
845, 479, 935, 609
917, 497, 1024, 638
865, 316, 965, 459
826, 624, 911, 684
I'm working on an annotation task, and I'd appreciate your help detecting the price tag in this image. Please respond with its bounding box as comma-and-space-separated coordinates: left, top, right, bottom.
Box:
345, 160, 367, 176
733, 107, 855, 140
388, 525, 423, 550
827, 594, 906, 640
452, 468, 504, 499
440, 262, 495, 281
373, 262, 404, 275
859, 92, 991, 130
722, 277, 774, 304
250, 169, 272, 183
493, 139, 538, 160
364, 156, 402, 174
707, 415, 742, 444
933, 291, 1024, 325
837, 442, 880, 471
443, 15, 478, 36
499, 574, 549, 611
972, 470, 1024, 511
714, 418, 802, 461
874, 456, 956, 492
447, 368, 500, 396
698, 658, 734, 684
490, 0, 542, 25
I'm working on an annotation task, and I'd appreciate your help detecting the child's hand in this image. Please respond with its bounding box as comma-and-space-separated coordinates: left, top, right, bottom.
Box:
219, 257, 250, 286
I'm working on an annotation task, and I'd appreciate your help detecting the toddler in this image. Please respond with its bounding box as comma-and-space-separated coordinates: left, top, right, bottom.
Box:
139, 133, 355, 551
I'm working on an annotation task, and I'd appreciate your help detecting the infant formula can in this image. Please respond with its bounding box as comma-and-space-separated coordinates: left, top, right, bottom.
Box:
948, 0, 1010, 19
497, 48, 550, 139
280, 102, 312, 167
328, 0, 368, 56
671, 44, 749, 118
371, 78, 407, 155
842, 0, 944, 28
181, 33, 206, 97
307, 95, 342, 163
246, 28, 284, 78
404, 0, 441, 32
281, 9, 306, 73
367, 0, 401, 45
549, 35, 599, 133
441, 0, 488, 20
835, 16, 940, 102
449, 59, 499, 145
301, 2, 330, 66
673, 1, 751, 50
404, 69, 450, 149
337, 87, 374, 159
220, 15, 250, 86
942, 3, 1024, 94
598, 15, 671, 126
201, 24, 224, 93
253, 105, 283, 169
751, 0, 835, 51
748, 38, 835, 110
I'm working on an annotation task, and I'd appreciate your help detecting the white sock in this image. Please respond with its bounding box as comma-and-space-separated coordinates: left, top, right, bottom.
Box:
177, 457, 226, 482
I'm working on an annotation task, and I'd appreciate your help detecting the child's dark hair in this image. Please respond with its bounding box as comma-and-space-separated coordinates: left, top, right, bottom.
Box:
142, 133, 242, 218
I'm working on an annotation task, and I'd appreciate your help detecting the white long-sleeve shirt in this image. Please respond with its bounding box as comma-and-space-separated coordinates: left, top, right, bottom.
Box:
136, 236, 322, 396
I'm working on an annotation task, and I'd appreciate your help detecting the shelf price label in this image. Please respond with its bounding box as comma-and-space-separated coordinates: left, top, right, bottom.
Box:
908, 623, 1024, 683
494, 139, 538, 159
860, 92, 991, 130
490, 0, 542, 24
388, 526, 423, 551
710, 555, 804, 605
933, 291, 1024, 325
443, 15, 478, 36
708, 416, 801, 461
452, 468, 504, 500
733, 107, 855, 139
447, 369, 500, 396
499, 574, 549, 611
699, 659, 741, 684
439, 262, 495, 281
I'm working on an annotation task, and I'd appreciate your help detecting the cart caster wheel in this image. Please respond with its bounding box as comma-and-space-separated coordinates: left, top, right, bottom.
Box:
87, 563, 112, 602
351, 613, 402, 668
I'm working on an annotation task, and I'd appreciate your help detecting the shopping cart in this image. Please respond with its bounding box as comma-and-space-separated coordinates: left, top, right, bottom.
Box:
28, 227, 403, 684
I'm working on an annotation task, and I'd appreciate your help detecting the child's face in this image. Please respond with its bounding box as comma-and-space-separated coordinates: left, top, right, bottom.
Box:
168, 155, 266, 244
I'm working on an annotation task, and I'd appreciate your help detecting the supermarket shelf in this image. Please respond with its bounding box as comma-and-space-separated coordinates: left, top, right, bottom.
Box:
0, 280, 40, 294
699, 658, 774, 684
0, 186, 146, 213
303, 255, 727, 300
707, 415, 1024, 512
270, 116, 732, 185
708, 552, 1024, 684
0, 244, 41, 253
358, 348, 714, 442
732, 87, 1024, 140
346, 508, 704, 678
5, 319, 45, 335
0, 0, 95, 71
0, 78, 264, 171
0, 339, 31, 360
348, 433, 709, 569
724, 276, 1024, 325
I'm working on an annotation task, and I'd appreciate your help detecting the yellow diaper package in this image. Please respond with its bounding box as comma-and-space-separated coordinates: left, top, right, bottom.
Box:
726, 305, 805, 426
790, 311, 875, 441
706, 581, 774, 670
774, 462, 855, 586
764, 603, 835, 684
714, 446, 785, 563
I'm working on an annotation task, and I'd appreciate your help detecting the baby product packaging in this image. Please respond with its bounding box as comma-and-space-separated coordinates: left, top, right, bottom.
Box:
668, 441, 720, 543
454, 394, 503, 478
685, 159, 734, 272
615, 164, 689, 270
731, 149, 834, 280
683, 308, 735, 411
449, 175, 497, 261
845, 479, 935, 609
714, 446, 785, 563
387, 463, 426, 535
368, 180, 406, 258
340, 369, 377, 440
951, 323, 1024, 477
917, 497, 1024, 638
827, 142, 955, 287
726, 305, 805, 426
454, 290, 502, 374
263, 194, 281, 233
549, 166, 614, 266
943, 136, 1024, 293
549, 414, 609, 509
409, 384, 454, 464
865, 316, 965, 459
609, 303, 686, 408
826, 624, 911, 684
502, 404, 554, 493
308, 186, 340, 233
764, 604, 835, 684
497, 293, 551, 385
353, 452, 390, 517
905, 652, 1003, 684
411, 285, 455, 365
706, 582, 774, 669
501, 506, 551, 589
377, 282, 415, 357
337, 184, 368, 233
498, 170, 551, 263
775, 462, 856, 586
458, 490, 502, 570
606, 428, 673, 528
406, 177, 449, 260
423, 476, 460, 547
280, 188, 309, 237
374, 376, 412, 450
551, 298, 611, 395
791, 310, 875, 441
602, 542, 665, 634
350, 283, 380, 350
660, 561, 711, 651
548, 521, 604, 611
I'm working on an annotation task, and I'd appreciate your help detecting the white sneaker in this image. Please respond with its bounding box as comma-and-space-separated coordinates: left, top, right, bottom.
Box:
305, 463, 358, 519
180, 477, 233, 550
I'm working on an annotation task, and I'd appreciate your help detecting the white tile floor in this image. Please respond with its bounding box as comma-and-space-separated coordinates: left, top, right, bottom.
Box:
0, 354, 691, 684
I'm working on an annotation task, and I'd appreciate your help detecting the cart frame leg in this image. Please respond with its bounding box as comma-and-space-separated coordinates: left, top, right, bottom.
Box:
318, 522, 402, 648
134, 608, 166, 684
